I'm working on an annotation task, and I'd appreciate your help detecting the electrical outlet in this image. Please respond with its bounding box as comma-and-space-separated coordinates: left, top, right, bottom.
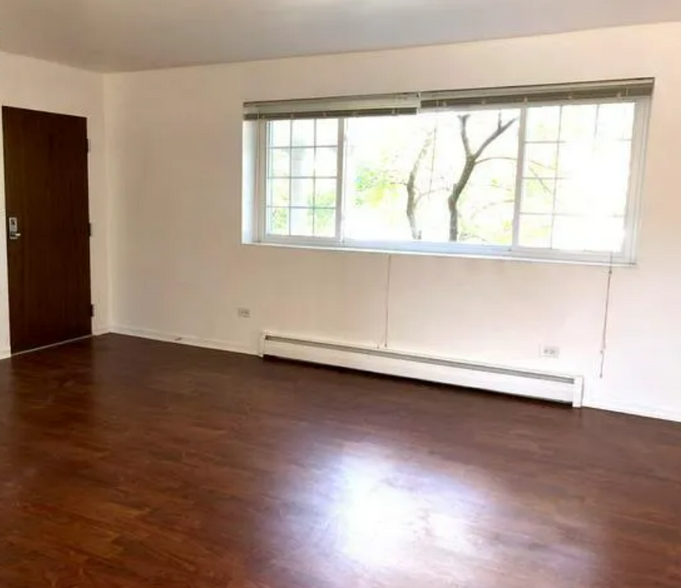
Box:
540, 345, 560, 359
237, 308, 251, 319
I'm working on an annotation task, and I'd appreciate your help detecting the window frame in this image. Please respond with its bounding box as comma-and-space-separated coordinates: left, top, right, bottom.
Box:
249, 94, 651, 266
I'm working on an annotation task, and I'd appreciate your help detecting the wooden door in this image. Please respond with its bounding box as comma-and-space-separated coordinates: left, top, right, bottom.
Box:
2, 107, 92, 353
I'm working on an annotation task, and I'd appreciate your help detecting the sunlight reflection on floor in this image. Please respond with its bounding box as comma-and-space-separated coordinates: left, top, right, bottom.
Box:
318, 442, 602, 586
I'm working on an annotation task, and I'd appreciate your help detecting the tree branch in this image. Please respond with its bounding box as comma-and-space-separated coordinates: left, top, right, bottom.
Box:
473, 117, 518, 160
471, 155, 554, 195
459, 114, 472, 157
447, 114, 518, 241
406, 134, 434, 198
405, 131, 435, 240
475, 156, 518, 166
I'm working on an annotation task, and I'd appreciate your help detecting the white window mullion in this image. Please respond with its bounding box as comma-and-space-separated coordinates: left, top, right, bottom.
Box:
311, 120, 317, 236
335, 118, 346, 244
511, 106, 528, 249
287, 120, 293, 235
257, 121, 269, 240
548, 107, 564, 249
622, 97, 650, 262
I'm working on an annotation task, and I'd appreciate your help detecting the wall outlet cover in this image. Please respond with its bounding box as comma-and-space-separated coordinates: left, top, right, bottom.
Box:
540, 345, 561, 359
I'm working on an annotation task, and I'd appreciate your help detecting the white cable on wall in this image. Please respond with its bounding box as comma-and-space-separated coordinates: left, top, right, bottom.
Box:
382, 254, 393, 349
599, 254, 615, 379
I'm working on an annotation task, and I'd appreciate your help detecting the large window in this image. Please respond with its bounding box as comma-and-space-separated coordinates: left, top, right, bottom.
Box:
244, 80, 652, 263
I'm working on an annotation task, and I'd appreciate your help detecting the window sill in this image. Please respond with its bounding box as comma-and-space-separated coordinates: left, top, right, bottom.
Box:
242, 240, 636, 268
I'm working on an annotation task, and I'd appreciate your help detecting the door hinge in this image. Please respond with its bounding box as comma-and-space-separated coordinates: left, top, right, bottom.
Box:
87, 138, 91, 153
90, 304, 95, 317
88, 222, 92, 237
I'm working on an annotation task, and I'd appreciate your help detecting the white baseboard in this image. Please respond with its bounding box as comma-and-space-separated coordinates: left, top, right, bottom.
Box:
93, 327, 110, 336
584, 398, 681, 424
0, 349, 11, 361
110, 325, 255, 357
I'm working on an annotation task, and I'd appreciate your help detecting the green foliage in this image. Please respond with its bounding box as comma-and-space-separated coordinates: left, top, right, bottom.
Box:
354, 165, 402, 208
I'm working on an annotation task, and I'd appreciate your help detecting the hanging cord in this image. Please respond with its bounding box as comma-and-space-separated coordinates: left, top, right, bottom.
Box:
599, 253, 615, 378
382, 254, 393, 349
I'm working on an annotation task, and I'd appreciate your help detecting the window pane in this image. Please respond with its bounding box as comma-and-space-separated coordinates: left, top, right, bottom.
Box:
291, 179, 314, 207
269, 121, 291, 147
292, 120, 315, 146
344, 110, 518, 244
315, 179, 337, 207
314, 209, 336, 237
553, 216, 624, 252
345, 116, 424, 241
597, 103, 635, 140
267, 208, 289, 235
554, 180, 588, 215
521, 179, 555, 214
556, 141, 630, 216
518, 214, 552, 248
558, 142, 592, 177
593, 141, 632, 186
555, 179, 627, 217
315, 148, 337, 177
560, 105, 597, 142
552, 216, 583, 250
290, 208, 313, 236
264, 117, 341, 242
525, 144, 558, 178
291, 148, 314, 176
269, 149, 290, 177
527, 106, 561, 141
269, 179, 290, 206
458, 199, 514, 246
316, 119, 339, 145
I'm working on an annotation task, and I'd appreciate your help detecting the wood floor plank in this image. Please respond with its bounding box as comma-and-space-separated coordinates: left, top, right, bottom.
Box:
0, 334, 680, 587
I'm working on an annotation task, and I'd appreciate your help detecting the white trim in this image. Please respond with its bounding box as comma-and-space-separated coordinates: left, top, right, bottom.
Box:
0, 348, 11, 361
335, 118, 346, 239
622, 96, 651, 264
244, 240, 636, 267
110, 325, 255, 356
511, 107, 527, 248
584, 398, 681, 424
255, 121, 268, 239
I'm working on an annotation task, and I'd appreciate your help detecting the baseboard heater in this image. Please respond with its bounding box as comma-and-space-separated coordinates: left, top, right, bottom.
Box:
260, 333, 583, 407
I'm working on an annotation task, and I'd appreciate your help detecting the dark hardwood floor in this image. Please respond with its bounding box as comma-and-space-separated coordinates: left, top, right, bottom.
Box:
0, 335, 680, 587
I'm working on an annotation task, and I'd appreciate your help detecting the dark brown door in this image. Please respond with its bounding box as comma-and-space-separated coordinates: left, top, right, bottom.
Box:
3, 107, 92, 353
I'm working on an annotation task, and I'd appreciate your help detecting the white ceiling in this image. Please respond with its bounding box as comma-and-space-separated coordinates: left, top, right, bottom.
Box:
0, 0, 680, 72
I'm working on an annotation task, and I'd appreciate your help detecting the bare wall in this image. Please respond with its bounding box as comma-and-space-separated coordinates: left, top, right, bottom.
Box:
105, 23, 681, 421
0, 52, 110, 353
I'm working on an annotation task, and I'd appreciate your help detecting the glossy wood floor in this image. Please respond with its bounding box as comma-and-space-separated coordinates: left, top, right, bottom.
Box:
1, 335, 680, 587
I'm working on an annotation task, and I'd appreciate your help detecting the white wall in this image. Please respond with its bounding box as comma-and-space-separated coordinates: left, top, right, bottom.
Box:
106, 23, 681, 422
0, 52, 110, 351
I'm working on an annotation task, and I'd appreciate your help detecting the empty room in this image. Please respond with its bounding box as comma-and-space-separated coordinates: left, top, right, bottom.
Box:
1, 0, 681, 586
